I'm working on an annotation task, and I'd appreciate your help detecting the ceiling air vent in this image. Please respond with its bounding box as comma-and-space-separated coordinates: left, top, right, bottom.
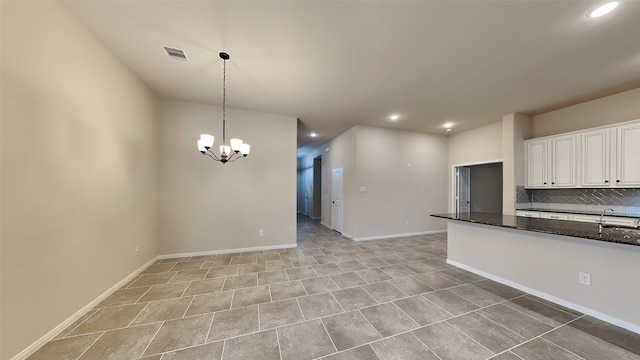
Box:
162, 45, 190, 63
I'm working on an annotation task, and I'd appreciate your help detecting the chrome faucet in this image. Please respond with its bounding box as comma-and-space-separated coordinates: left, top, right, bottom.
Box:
598, 208, 614, 234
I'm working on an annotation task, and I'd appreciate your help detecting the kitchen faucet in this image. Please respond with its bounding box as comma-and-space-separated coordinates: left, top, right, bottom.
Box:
598, 208, 614, 234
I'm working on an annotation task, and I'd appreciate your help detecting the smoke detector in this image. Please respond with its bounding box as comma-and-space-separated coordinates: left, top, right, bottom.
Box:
162, 45, 190, 63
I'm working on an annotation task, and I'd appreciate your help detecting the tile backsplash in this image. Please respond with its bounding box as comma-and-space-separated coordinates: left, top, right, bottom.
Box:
516, 187, 640, 216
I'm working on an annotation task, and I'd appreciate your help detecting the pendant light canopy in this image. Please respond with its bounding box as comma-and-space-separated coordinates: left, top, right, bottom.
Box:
197, 52, 250, 164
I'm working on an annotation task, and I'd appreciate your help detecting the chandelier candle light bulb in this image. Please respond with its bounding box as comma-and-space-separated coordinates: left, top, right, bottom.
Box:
197, 52, 250, 164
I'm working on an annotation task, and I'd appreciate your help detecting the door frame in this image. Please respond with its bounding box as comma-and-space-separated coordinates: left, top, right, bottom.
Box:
331, 165, 344, 233
451, 159, 503, 213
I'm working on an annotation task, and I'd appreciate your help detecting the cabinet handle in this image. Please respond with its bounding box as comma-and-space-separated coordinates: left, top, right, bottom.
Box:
551, 182, 555, 185
604, 180, 609, 183
543, 182, 547, 185
616, 180, 621, 183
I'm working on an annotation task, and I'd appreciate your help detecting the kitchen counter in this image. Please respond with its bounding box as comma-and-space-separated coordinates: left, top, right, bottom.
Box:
431, 212, 640, 247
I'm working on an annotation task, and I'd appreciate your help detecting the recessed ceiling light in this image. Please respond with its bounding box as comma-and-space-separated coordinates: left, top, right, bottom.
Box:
446, 128, 452, 132
587, 0, 621, 18
390, 114, 399, 121
310, 133, 317, 137
443, 122, 454, 129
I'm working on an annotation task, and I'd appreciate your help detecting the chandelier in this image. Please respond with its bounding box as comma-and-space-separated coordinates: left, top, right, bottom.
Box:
197, 52, 250, 164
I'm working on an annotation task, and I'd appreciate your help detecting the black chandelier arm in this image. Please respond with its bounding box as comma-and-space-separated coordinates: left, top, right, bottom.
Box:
204, 151, 222, 162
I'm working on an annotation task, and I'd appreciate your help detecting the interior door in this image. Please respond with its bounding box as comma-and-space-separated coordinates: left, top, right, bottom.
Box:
332, 166, 343, 233
456, 166, 470, 214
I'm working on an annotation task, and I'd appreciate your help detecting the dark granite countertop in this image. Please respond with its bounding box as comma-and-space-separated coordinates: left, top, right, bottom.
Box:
431, 212, 640, 247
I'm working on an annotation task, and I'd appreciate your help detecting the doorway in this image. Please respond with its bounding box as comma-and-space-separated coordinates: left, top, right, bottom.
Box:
455, 162, 503, 214
332, 166, 343, 233
312, 156, 322, 219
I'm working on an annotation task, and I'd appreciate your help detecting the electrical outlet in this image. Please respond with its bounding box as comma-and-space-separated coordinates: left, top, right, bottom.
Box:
579, 272, 591, 286
135, 246, 140, 256
259, 230, 264, 237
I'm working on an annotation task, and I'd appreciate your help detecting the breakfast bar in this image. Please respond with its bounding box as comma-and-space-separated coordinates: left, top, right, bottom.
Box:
432, 212, 640, 334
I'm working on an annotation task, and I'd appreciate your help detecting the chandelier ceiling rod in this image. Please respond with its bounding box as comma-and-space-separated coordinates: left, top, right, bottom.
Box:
197, 52, 250, 164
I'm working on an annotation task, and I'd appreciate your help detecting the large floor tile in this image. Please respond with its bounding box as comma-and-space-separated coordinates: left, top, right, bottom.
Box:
207, 306, 259, 342
297, 292, 343, 319
69, 303, 147, 336
222, 330, 280, 360
389, 276, 433, 296
301, 276, 339, 294
331, 287, 378, 311
270, 280, 308, 301
511, 337, 583, 360
371, 332, 439, 360
447, 312, 525, 353
231, 285, 271, 308
138, 282, 189, 302
78, 324, 160, 360
330, 272, 367, 289
143, 314, 212, 356
322, 345, 380, 360
27, 333, 102, 360
502, 295, 579, 327
423, 289, 479, 315
360, 303, 419, 337
543, 325, 640, 360
322, 310, 381, 351
480, 303, 553, 338
221, 274, 257, 291
161, 341, 223, 360
362, 281, 407, 302
568, 315, 640, 355
277, 320, 337, 360
185, 291, 233, 316
258, 270, 289, 285
131, 297, 193, 325
413, 321, 493, 360
393, 295, 450, 326
258, 299, 304, 329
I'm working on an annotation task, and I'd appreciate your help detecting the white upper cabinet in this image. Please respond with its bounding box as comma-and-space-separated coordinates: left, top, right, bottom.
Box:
527, 119, 640, 189
615, 122, 640, 186
525, 139, 548, 187
581, 128, 611, 187
525, 135, 577, 188
550, 135, 578, 187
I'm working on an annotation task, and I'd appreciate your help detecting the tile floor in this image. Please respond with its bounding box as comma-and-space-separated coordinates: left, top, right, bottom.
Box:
28, 216, 640, 360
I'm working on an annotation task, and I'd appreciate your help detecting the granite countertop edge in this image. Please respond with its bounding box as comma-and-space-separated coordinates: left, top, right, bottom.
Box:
515, 208, 640, 218
431, 213, 640, 247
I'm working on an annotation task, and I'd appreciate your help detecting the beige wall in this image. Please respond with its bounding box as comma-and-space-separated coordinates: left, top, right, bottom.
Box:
354, 126, 448, 239
1, 2, 160, 359
159, 100, 297, 254
446, 122, 503, 212
320, 127, 357, 233
320, 126, 447, 239
532, 87, 640, 138
502, 114, 532, 215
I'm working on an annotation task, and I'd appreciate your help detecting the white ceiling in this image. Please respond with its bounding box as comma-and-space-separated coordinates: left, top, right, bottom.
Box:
60, 1, 640, 153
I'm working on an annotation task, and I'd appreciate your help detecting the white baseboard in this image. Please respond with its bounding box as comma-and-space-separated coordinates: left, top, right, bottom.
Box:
447, 259, 640, 335
12, 242, 298, 360
353, 230, 447, 242
11, 256, 160, 360
158, 243, 297, 259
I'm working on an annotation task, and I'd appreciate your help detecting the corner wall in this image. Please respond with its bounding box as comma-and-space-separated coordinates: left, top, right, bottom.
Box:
1, 2, 160, 358
320, 126, 448, 240
159, 100, 297, 254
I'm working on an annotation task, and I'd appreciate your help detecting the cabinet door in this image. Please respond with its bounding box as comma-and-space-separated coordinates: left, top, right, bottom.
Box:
550, 135, 577, 187
526, 139, 548, 187
581, 129, 611, 187
615, 122, 640, 186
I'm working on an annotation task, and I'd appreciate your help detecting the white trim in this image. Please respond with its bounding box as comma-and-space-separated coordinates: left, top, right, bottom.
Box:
353, 230, 447, 242
158, 243, 297, 259
447, 259, 640, 335
10, 257, 160, 360
11, 241, 298, 360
